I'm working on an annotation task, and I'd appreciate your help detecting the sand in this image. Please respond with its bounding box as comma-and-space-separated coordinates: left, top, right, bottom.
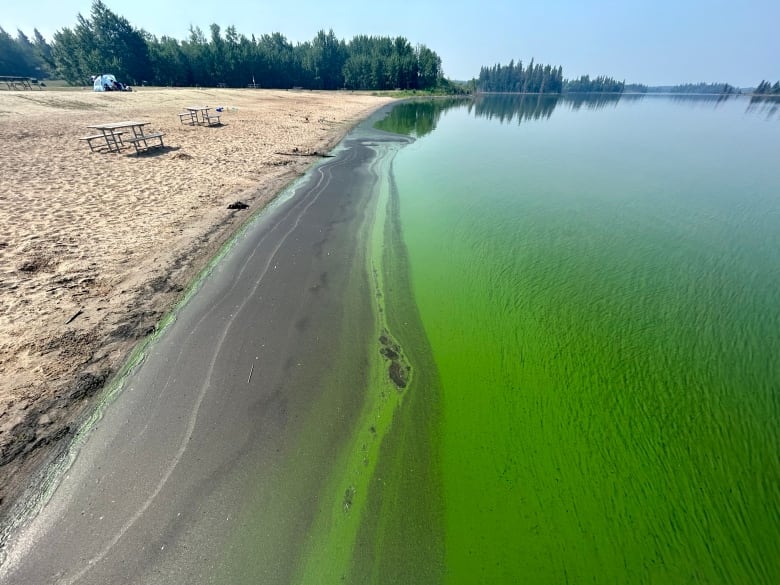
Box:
0, 87, 394, 519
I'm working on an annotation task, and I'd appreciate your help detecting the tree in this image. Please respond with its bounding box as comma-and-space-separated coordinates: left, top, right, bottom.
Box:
50, 26, 87, 83
147, 35, 188, 86
754, 80, 780, 95
255, 33, 296, 88
49, 1, 150, 84
180, 26, 209, 86
563, 74, 624, 93
475, 58, 563, 94
88, 1, 150, 83
38, 5, 445, 90
416, 44, 442, 89
0, 28, 43, 77
308, 29, 346, 89
15, 30, 39, 75
32, 29, 55, 75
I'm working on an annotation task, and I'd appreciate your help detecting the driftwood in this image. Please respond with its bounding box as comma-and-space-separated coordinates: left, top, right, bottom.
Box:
65, 309, 84, 325
274, 150, 334, 158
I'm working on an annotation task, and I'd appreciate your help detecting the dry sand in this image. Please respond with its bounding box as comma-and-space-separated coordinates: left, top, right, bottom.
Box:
0, 87, 394, 519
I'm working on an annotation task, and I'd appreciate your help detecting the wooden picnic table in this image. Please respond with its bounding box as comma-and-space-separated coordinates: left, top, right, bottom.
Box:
187, 106, 210, 123
83, 121, 165, 154
180, 106, 222, 126
0, 76, 43, 90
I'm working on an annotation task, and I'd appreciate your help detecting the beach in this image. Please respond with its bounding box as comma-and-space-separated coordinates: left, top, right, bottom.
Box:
0, 87, 393, 520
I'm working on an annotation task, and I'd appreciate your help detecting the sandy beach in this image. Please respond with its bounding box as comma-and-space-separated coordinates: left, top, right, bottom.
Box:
0, 87, 393, 520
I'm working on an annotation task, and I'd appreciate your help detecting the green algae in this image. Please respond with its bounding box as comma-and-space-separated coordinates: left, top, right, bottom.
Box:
391, 96, 780, 583
345, 155, 445, 584
293, 140, 445, 584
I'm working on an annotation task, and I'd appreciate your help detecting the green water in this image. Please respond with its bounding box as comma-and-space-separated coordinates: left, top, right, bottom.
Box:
378, 96, 780, 583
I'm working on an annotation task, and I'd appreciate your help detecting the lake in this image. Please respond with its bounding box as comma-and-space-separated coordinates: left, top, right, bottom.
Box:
311, 93, 779, 584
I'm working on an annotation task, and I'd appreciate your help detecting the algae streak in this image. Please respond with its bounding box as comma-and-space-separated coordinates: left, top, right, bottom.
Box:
293, 139, 445, 584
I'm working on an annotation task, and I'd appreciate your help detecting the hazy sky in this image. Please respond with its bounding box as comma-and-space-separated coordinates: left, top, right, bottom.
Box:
2, 0, 778, 86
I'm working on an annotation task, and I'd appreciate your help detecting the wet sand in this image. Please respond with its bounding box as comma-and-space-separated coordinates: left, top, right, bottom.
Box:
0, 88, 393, 522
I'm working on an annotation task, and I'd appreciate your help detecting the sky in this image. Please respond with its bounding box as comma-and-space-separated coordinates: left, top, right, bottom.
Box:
2, 0, 779, 86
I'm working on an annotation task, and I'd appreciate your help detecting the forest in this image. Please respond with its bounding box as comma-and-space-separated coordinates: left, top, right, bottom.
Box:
476, 60, 564, 93
643, 82, 739, 94
476, 61, 625, 94
0, 1, 445, 91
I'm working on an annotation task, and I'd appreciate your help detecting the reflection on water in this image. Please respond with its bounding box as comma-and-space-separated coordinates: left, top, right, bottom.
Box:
373, 98, 468, 138
469, 93, 645, 123
665, 93, 739, 110
566, 92, 644, 110
375, 94, 630, 135
469, 93, 559, 123
377, 93, 778, 137
747, 95, 780, 120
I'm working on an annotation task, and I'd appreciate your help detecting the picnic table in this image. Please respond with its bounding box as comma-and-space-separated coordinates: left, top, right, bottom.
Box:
178, 106, 221, 126
82, 121, 165, 155
0, 76, 43, 90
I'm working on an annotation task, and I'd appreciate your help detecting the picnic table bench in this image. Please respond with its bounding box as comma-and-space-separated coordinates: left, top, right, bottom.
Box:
178, 111, 198, 125
79, 132, 124, 152
126, 132, 165, 154
202, 111, 221, 126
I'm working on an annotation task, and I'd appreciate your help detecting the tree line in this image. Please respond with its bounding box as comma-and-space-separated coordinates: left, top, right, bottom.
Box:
563, 74, 625, 93
754, 80, 780, 95
1, 1, 445, 91
477, 60, 564, 93
641, 82, 739, 94
477, 60, 625, 94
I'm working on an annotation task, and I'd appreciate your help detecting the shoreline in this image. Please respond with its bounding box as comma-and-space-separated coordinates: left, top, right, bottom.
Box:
1, 103, 409, 582
0, 88, 394, 525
